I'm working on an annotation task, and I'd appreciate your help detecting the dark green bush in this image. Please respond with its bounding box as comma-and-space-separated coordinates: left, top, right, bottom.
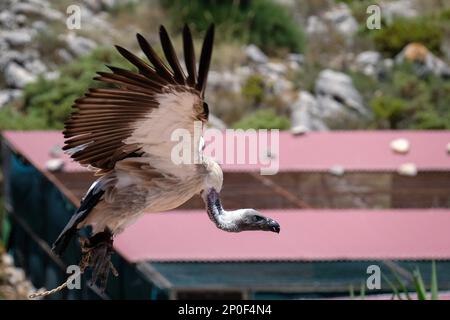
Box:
372, 17, 443, 56
232, 109, 290, 129
358, 63, 450, 130
160, 0, 305, 54
241, 74, 265, 106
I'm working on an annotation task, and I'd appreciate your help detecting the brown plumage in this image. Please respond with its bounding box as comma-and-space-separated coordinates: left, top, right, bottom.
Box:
53, 24, 279, 291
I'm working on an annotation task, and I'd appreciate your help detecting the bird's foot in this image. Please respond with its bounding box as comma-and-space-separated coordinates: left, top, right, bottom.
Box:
79, 230, 118, 292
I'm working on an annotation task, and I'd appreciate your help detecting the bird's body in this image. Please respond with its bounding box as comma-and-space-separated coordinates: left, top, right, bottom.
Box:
81, 156, 221, 235
52, 25, 279, 290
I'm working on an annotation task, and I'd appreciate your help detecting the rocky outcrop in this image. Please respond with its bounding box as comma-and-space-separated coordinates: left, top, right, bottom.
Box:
315, 69, 367, 117
290, 90, 328, 132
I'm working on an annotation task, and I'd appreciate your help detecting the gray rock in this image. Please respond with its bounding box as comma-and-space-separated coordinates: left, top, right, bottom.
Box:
355, 51, 382, 76
63, 32, 97, 57
381, 0, 418, 24
245, 44, 268, 64
5, 62, 36, 88
288, 53, 304, 65
315, 69, 367, 116
0, 29, 34, 46
56, 48, 73, 63
290, 90, 328, 131
32, 20, 48, 32
0, 89, 22, 108
11, 2, 64, 21
323, 3, 358, 36
23, 59, 47, 75
208, 113, 227, 131
0, 10, 18, 29
306, 15, 327, 35
207, 70, 242, 93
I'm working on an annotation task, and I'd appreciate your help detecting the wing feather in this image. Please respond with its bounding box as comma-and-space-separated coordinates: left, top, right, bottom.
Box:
63, 25, 214, 173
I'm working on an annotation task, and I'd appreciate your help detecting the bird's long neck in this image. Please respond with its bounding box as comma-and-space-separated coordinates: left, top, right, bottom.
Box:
203, 188, 238, 232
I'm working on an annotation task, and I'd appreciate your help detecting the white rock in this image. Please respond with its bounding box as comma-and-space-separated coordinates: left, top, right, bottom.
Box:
398, 163, 417, 176
0, 10, 17, 29
0, 29, 34, 46
315, 69, 366, 115
390, 138, 410, 154
46, 158, 65, 172
63, 32, 97, 57
288, 53, 304, 65
381, 0, 418, 24
5, 62, 36, 88
323, 3, 358, 36
290, 125, 308, 135
290, 90, 328, 131
329, 165, 345, 176
11, 2, 64, 21
306, 15, 327, 35
245, 44, 268, 64
0, 89, 22, 108
355, 51, 382, 76
23, 59, 47, 75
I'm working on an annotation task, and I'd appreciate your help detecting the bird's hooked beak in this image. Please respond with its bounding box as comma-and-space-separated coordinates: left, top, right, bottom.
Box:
267, 218, 281, 233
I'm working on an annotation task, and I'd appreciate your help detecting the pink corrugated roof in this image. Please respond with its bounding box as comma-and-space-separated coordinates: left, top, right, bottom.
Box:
113, 209, 450, 262
2, 130, 450, 173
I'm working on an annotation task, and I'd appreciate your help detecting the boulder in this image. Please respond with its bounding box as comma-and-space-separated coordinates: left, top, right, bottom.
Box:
355, 51, 382, 76
63, 32, 97, 57
315, 69, 367, 116
290, 90, 328, 131
0, 29, 34, 46
380, 0, 418, 24
0, 89, 22, 108
5, 62, 36, 88
306, 15, 327, 35
245, 44, 268, 64
323, 3, 358, 36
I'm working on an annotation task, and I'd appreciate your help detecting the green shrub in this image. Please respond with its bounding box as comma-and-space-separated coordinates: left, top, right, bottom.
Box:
232, 109, 290, 129
371, 95, 408, 129
372, 17, 443, 56
241, 74, 265, 106
0, 47, 129, 130
160, 0, 305, 54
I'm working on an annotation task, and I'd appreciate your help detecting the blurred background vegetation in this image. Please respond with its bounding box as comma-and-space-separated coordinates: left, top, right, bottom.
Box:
0, 0, 449, 131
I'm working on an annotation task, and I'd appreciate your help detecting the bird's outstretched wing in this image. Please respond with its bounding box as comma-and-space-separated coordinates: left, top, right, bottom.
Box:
63, 25, 214, 174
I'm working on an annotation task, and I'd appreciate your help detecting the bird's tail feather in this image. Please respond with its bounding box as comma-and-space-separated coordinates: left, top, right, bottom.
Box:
52, 182, 105, 256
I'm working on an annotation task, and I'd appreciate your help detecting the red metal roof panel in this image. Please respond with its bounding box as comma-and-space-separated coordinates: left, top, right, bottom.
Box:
113, 209, 450, 263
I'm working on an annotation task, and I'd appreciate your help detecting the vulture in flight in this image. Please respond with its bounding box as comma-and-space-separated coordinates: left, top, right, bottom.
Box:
52, 25, 280, 290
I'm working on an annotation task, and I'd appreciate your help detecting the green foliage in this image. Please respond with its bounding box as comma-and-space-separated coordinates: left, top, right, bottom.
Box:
351, 62, 450, 130
383, 261, 439, 300
232, 109, 290, 130
372, 17, 443, 56
0, 47, 129, 130
160, 0, 305, 54
371, 95, 408, 129
241, 74, 265, 106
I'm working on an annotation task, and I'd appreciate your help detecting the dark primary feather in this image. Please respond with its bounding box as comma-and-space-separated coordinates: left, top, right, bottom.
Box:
136, 33, 174, 82
196, 24, 215, 97
183, 24, 197, 86
159, 25, 186, 84
63, 25, 214, 172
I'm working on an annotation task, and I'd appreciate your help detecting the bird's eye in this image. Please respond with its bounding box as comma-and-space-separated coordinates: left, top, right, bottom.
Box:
252, 215, 265, 222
